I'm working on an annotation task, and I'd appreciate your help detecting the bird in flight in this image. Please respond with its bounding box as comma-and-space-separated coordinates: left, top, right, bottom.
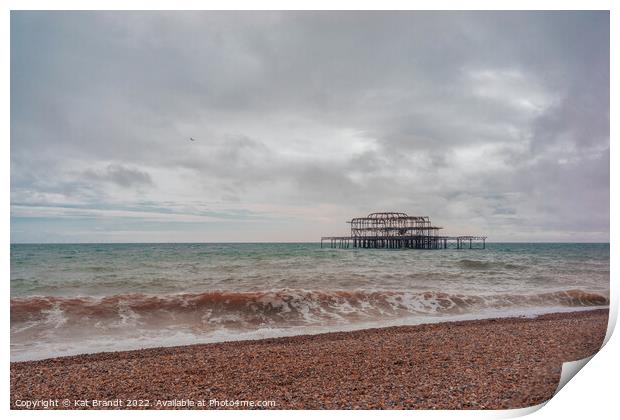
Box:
189, 137, 196, 141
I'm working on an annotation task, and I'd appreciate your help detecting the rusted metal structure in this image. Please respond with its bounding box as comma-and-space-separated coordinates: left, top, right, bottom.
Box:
321, 212, 486, 249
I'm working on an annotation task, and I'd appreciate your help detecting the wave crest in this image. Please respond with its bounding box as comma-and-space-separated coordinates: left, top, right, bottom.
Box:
11, 288, 609, 333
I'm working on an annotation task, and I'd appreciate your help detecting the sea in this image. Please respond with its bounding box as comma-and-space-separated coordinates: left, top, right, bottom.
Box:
10, 242, 610, 361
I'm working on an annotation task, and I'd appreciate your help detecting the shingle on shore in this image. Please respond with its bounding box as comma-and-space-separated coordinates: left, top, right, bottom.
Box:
10, 309, 608, 410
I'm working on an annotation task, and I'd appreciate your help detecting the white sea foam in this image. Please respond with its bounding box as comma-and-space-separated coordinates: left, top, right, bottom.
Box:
10, 305, 606, 362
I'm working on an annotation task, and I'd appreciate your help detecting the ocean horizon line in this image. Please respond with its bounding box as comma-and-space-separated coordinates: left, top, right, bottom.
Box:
10, 240, 611, 245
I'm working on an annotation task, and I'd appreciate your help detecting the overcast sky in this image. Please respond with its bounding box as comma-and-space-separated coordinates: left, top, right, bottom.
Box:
11, 11, 609, 243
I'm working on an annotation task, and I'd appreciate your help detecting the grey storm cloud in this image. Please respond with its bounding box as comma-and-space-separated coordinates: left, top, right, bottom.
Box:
82, 164, 153, 188
10, 11, 609, 242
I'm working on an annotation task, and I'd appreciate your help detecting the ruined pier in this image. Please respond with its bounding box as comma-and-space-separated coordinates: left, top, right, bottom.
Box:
321, 212, 486, 250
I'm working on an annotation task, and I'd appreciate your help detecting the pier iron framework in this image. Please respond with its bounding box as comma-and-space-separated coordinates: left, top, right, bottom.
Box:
321, 212, 486, 250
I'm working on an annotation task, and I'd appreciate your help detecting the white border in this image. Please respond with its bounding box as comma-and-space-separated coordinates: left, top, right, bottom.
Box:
3, 2, 616, 419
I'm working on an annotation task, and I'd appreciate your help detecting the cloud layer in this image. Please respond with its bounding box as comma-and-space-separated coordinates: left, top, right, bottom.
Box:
11, 11, 609, 242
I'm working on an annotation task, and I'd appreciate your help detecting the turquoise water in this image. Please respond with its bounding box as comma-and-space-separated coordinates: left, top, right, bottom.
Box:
11, 243, 609, 361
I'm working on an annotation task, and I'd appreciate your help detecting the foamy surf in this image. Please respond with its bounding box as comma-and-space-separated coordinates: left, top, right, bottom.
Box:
10, 288, 609, 361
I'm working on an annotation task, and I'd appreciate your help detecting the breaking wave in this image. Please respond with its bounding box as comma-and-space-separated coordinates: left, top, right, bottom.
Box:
11, 289, 609, 333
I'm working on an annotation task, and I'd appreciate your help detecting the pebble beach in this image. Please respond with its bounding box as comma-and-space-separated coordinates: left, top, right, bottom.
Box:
11, 309, 608, 410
